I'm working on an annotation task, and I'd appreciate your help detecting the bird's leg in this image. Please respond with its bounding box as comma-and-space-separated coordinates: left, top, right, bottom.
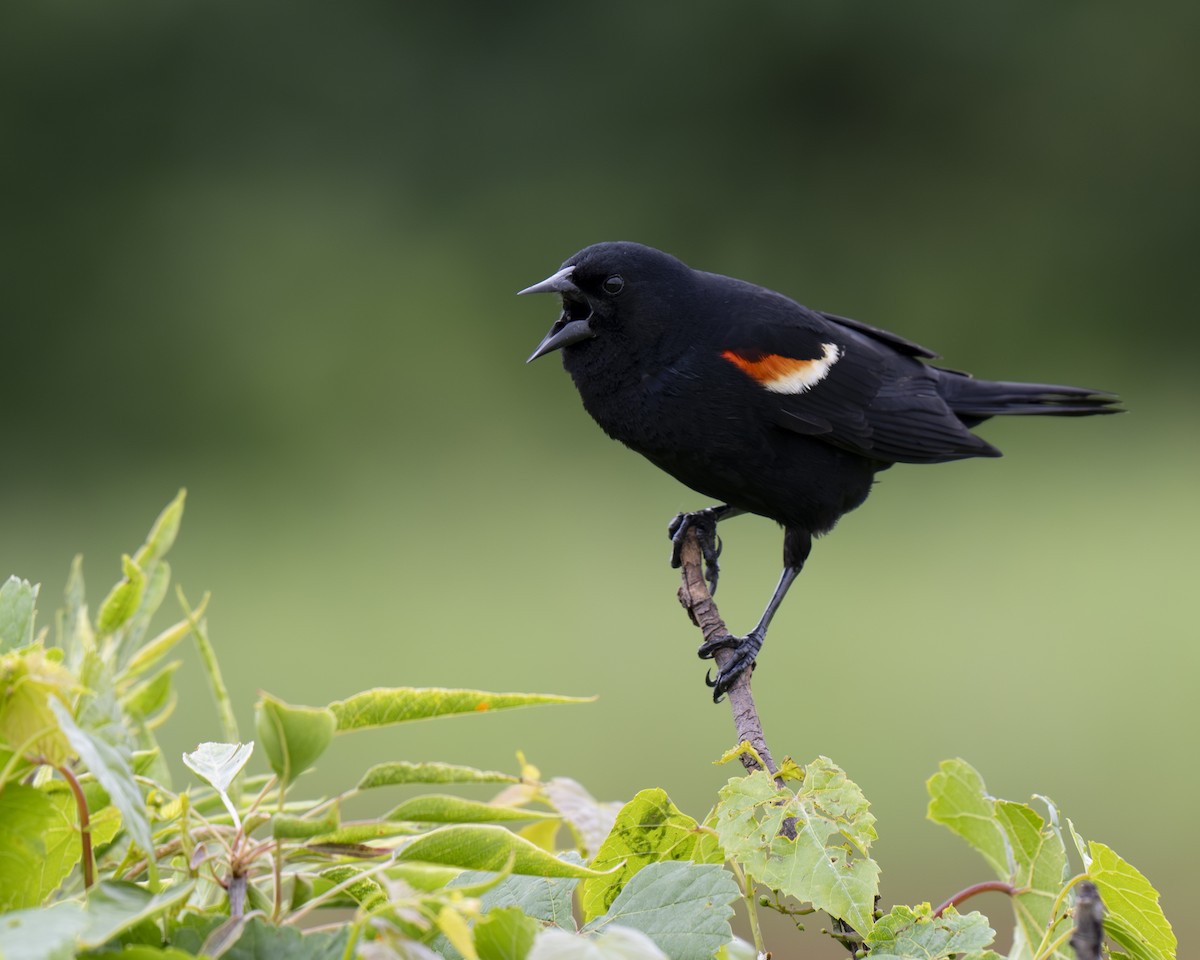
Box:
699, 528, 811, 701
669, 504, 743, 595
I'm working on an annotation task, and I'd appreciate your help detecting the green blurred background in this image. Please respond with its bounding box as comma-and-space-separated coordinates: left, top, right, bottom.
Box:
3, 1, 1196, 953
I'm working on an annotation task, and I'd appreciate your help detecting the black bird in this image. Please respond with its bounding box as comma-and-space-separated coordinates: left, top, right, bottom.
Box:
522, 242, 1119, 699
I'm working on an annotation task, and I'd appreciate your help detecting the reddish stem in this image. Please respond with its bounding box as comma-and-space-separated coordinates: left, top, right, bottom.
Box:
57, 764, 94, 889
933, 880, 1024, 918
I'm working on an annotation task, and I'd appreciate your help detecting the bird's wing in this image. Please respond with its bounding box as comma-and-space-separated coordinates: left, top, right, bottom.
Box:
718, 304, 999, 464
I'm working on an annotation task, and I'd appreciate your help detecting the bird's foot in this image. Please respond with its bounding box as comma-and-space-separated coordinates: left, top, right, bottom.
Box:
697, 630, 763, 702
669, 508, 723, 594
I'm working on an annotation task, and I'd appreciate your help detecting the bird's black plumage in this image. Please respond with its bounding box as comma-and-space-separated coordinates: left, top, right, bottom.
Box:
522, 242, 1119, 698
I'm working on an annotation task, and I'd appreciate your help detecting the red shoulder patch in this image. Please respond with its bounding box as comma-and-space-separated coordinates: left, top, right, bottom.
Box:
721, 344, 842, 395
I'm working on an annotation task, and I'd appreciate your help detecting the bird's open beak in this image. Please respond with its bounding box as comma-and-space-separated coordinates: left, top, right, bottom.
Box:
520, 265, 596, 362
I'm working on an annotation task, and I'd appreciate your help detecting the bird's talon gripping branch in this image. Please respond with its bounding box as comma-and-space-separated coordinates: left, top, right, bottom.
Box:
669, 508, 726, 593
696, 633, 739, 659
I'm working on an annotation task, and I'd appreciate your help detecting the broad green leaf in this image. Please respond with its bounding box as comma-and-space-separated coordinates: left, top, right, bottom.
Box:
255, 693, 336, 785
49, 698, 155, 869
96, 555, 146, 638
529, 927, 667, 960
926, 760, 1071, 958
0, 900, 88, 960
452, 862, 582, 927
926, 758, 1009, 877
87, 948, 196, 960
865, 903, 1000, 960
475, 906, 541, 960
399, 824, 608, 878
0, 576, 39, 651
542, 778, 623, 858
221, 916, 351, 960
387, 793, 558, 824
0, 784, 121, 910
358, 760, 519, 789
321, 865, 389, 910
0, 646, 75, 765
584, 861, 738, 960
80, 881, 197, 948
714, 761, 879, 935
132, 489, 186, 569
581, 788, 721, 923
1087, 841, 1176, 960
328, 687, 594, 731
309, 821, 418, 844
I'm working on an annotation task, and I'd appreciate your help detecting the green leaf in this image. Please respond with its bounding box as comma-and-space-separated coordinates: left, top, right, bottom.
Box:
79, 881, 197, 948
328, 687, 594, 732
399, 824, 609, 878
926, 759, 1071, 957
0, 576, 39, 651
865, 904, 1000, 960
0, 784, 121, 910
714, 760, 879, 935
584, 861, 738, 960
581, 788, 721, 923
255, 693, 336, 785
120, 595, 209, 683
926, 758, 1009, 877
0, 900, 88, 960
1087, 841, 1176, 960
274, 804, 340, 839
452, 863, 582, 927
96, 555, 146, 638
357, 760, 519, 789
529, 927, 667, 959
475, 906, 541, 960
0, 646, 76, 765
49, 698, 155, 870
387, 794, 558, 824
120, 661, 180, 721
320, 865, 389, 910
221, 916, 351, 960
132, 489, 186, 569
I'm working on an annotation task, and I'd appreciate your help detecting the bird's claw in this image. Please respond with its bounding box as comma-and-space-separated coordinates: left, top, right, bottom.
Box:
698, 632, 762, 702
668, 509, 723, 594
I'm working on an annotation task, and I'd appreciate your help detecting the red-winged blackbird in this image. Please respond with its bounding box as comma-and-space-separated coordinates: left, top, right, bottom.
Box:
521, 242, 1119, 699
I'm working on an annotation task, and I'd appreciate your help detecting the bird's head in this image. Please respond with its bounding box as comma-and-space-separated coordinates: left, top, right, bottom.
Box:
521, 242, 691, 363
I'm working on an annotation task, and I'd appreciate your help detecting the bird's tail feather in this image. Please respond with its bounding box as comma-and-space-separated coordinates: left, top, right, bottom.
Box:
937, 370, 1122, 419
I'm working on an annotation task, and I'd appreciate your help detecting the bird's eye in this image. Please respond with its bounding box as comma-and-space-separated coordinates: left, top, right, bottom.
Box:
602, 274, 625, 295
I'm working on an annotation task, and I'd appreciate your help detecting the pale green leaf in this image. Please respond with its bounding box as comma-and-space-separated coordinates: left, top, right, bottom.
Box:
398, 824, 608, 878
542, 778, 623, 859
182, 741, 254, 794
255, 693, 336, 785
49, 698, 155, 865
865, 903, 999, 960
529, 927, 667, 960
0, 900, 88, 960
79, 881, 196, 948
581, 788, 721, 923
357, 760, 519, 789
584, 861, 738, 960
273, 805, 340, 839
1087, 841, 1176, 960
714, 761, 879, 935
328, 687, 593, 732
120, 661, 180, 720
387, 793, 558, 824
0, 576, 39, 651
475, 906, 541, 960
